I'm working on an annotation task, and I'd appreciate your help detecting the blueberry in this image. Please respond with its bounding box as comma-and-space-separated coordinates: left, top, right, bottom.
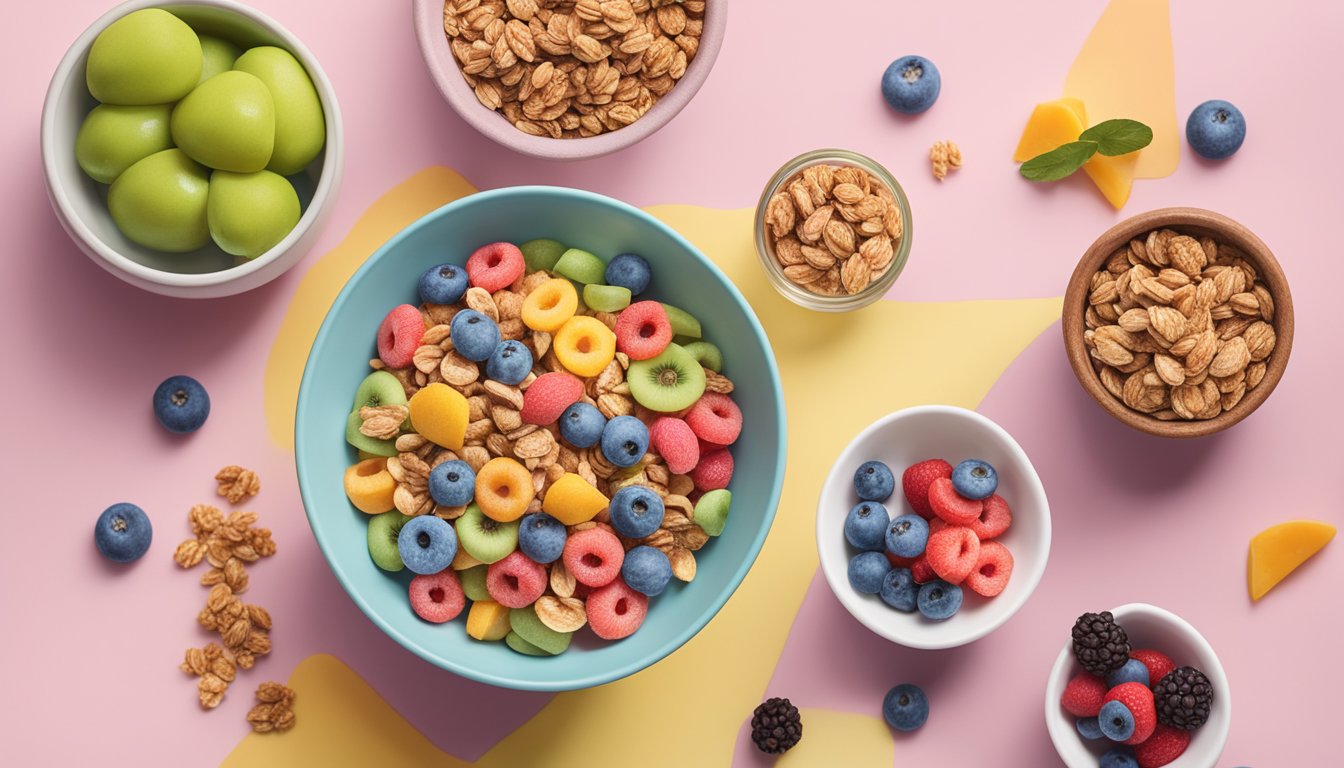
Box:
621, 545, 673, 596
418, 262, 468, 305
396, 515, 457, 575
847, 551, 892, 594
1186, 99, 1246, 159
853, 460, 895, 501
951, 459, 997, 500
885, 514, 929, 558
152, 375, 210, 433
428, 459, 476, 507
1106, 658, 1151, 689
879, 567, 918, 612
844, 502, 890, 551
485, 340, 533, 385
604, 253, 651, 296
882, 683, 929, 731
517, 513, 567, 564
916, 579, 962, 621
94, 503, 152, 563
559, 402, 607, 449
608, 485, 665, 538
449, 309, 501, 362
881, 55, 940, 114
1100, 748, 1139, 768
1076, 716, 1105, 741
600, 415, 649, 468
1098, 700, 1136, 742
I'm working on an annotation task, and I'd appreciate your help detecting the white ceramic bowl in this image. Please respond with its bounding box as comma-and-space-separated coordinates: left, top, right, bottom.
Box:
1045, 603, 1232, 768
40, 0, 343, 298
816, 405, 1051, 649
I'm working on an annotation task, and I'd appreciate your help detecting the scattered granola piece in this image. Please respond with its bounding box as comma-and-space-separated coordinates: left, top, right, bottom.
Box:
247, 682, 296, 733
930, 140, 962, 181
215, 465, 261, 504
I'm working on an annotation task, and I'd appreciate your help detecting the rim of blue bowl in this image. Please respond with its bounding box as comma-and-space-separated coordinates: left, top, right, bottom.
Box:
295, 185, 788, 690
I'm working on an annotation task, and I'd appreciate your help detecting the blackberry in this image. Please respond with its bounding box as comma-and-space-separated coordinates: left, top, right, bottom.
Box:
1071, 611, 1131, 676
1152, 666, 1213, 730
750, 697, 802, 754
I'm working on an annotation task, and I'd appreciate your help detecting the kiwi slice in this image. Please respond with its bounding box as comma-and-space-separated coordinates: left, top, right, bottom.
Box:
367, 511, 412, 572
660, 303, 702, 338
456, 504, 519, 564
582, 283, 632, 312
353, 370, 407, 411
681, 340, 723, 372
520, 238, 567, 272
345, 411, 397, 457
553, 248, 607, 284
509, 607, 573, 654
505, 631, 551, 656
460, 564, 490, 601
627, 343, 707, 412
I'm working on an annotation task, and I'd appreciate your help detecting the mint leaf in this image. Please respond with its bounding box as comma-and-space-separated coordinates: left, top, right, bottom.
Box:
1079, 119, 1153, 156
1020, 141, 1098, 182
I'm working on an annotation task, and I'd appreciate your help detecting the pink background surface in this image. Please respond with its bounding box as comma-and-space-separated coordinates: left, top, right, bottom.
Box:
2, 0, 1340, 765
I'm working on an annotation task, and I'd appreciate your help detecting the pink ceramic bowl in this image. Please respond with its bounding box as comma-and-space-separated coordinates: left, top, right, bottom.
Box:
412, 0, 726, 160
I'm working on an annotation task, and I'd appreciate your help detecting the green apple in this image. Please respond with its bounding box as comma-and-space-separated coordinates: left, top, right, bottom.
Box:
74, 104, 173, 184
207, 170, 300, 259
170, 70, 275, 172
86, 9, 201, 105
198, 35, 242, 83
108, 149, 210, 253
232, 46, 326, 175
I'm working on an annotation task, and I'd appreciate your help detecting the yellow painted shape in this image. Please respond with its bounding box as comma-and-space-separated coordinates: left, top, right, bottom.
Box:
1249, 520, 1336, 600
775, 709, 894, 768
1014, 98, 1137, 208
251, 170, 1062, 767
1063, 0, 1179, 179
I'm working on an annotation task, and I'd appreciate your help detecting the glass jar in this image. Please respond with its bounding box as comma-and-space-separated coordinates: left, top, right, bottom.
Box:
754, 149, 912, 311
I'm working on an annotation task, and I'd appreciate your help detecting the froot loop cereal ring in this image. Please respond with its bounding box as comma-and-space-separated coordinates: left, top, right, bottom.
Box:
520, 277, 578, 332
343, 458, 396, 514
475, 457, 536, 522
928, 477, 983, 526
485, 551, 548, 609
613, 301, 673, 360
554, 316, 617, 377
409, 569, 466, 624
586, 578, 649, 640
562, 527, 625, 588
377, 304, 425, 369
685, 392, 743, 447
465, 242, 526, 293
519, 372, 584, 425
968, 493, 1013, 540
648, 416, 700, 475
964, 540, 1014, 598
690, 448, 734, 492
925, 525, 980, 585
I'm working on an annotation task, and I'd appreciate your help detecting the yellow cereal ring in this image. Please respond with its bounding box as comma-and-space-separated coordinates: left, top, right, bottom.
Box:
554, 315, 617, 377
466, 599, 512, 641
408, 383, 469, 450
343, 458, 396, 514
521, 278, 578, 332
542, 473, 610, 526
475, 457, 536, 522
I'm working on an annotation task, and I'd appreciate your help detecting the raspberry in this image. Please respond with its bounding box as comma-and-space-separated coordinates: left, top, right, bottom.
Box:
1129, 649, 1176, 686
586, 578, 648, 640
613, 301, 672, 360
690, 449, 734, 492
520, 372, 584, 425
376, 304, 425, 369
902, 459, 951, 517
465, 242, 525, 292
925, 525, 980, 584
1061, 673, 1108, 717
562, 527, 625, 588
685, 392, 743, 446
968, 493, 1013, 540
648, 417, 700, 474
484, 551, 548, 608
964, 540, 1013, 597
1104, 682, 1157, 745
1133, 724, 1191, 768
928, 477, 984, 526
909, 555, 936, 583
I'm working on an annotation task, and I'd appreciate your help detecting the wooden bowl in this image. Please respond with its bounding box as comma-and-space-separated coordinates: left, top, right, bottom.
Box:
1062, 208, 1294, 438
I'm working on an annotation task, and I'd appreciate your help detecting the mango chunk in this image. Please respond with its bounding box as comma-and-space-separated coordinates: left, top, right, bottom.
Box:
1014, 98, 1138, 209
1249, 520, 1336, 601
466, 599, 512, 641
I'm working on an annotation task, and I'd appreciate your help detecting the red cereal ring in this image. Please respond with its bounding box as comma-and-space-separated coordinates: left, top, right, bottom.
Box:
377, 304, 426, 369
485, 551, 548, 608
586, 578, 649, 640
561, 527, 625, 588
408, 569, 465, 623
685, 393, 743, 446
613, 301, 673, 361
466, 242, 526, 292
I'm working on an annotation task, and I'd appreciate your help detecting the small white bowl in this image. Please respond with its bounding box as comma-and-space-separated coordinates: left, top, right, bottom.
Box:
40, 0, 344, 298
1044, 603, 1232, 768
815, 405, 1052, 649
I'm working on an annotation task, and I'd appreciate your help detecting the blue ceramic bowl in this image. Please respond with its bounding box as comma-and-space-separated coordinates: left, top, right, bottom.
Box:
296, 186, 786, 690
